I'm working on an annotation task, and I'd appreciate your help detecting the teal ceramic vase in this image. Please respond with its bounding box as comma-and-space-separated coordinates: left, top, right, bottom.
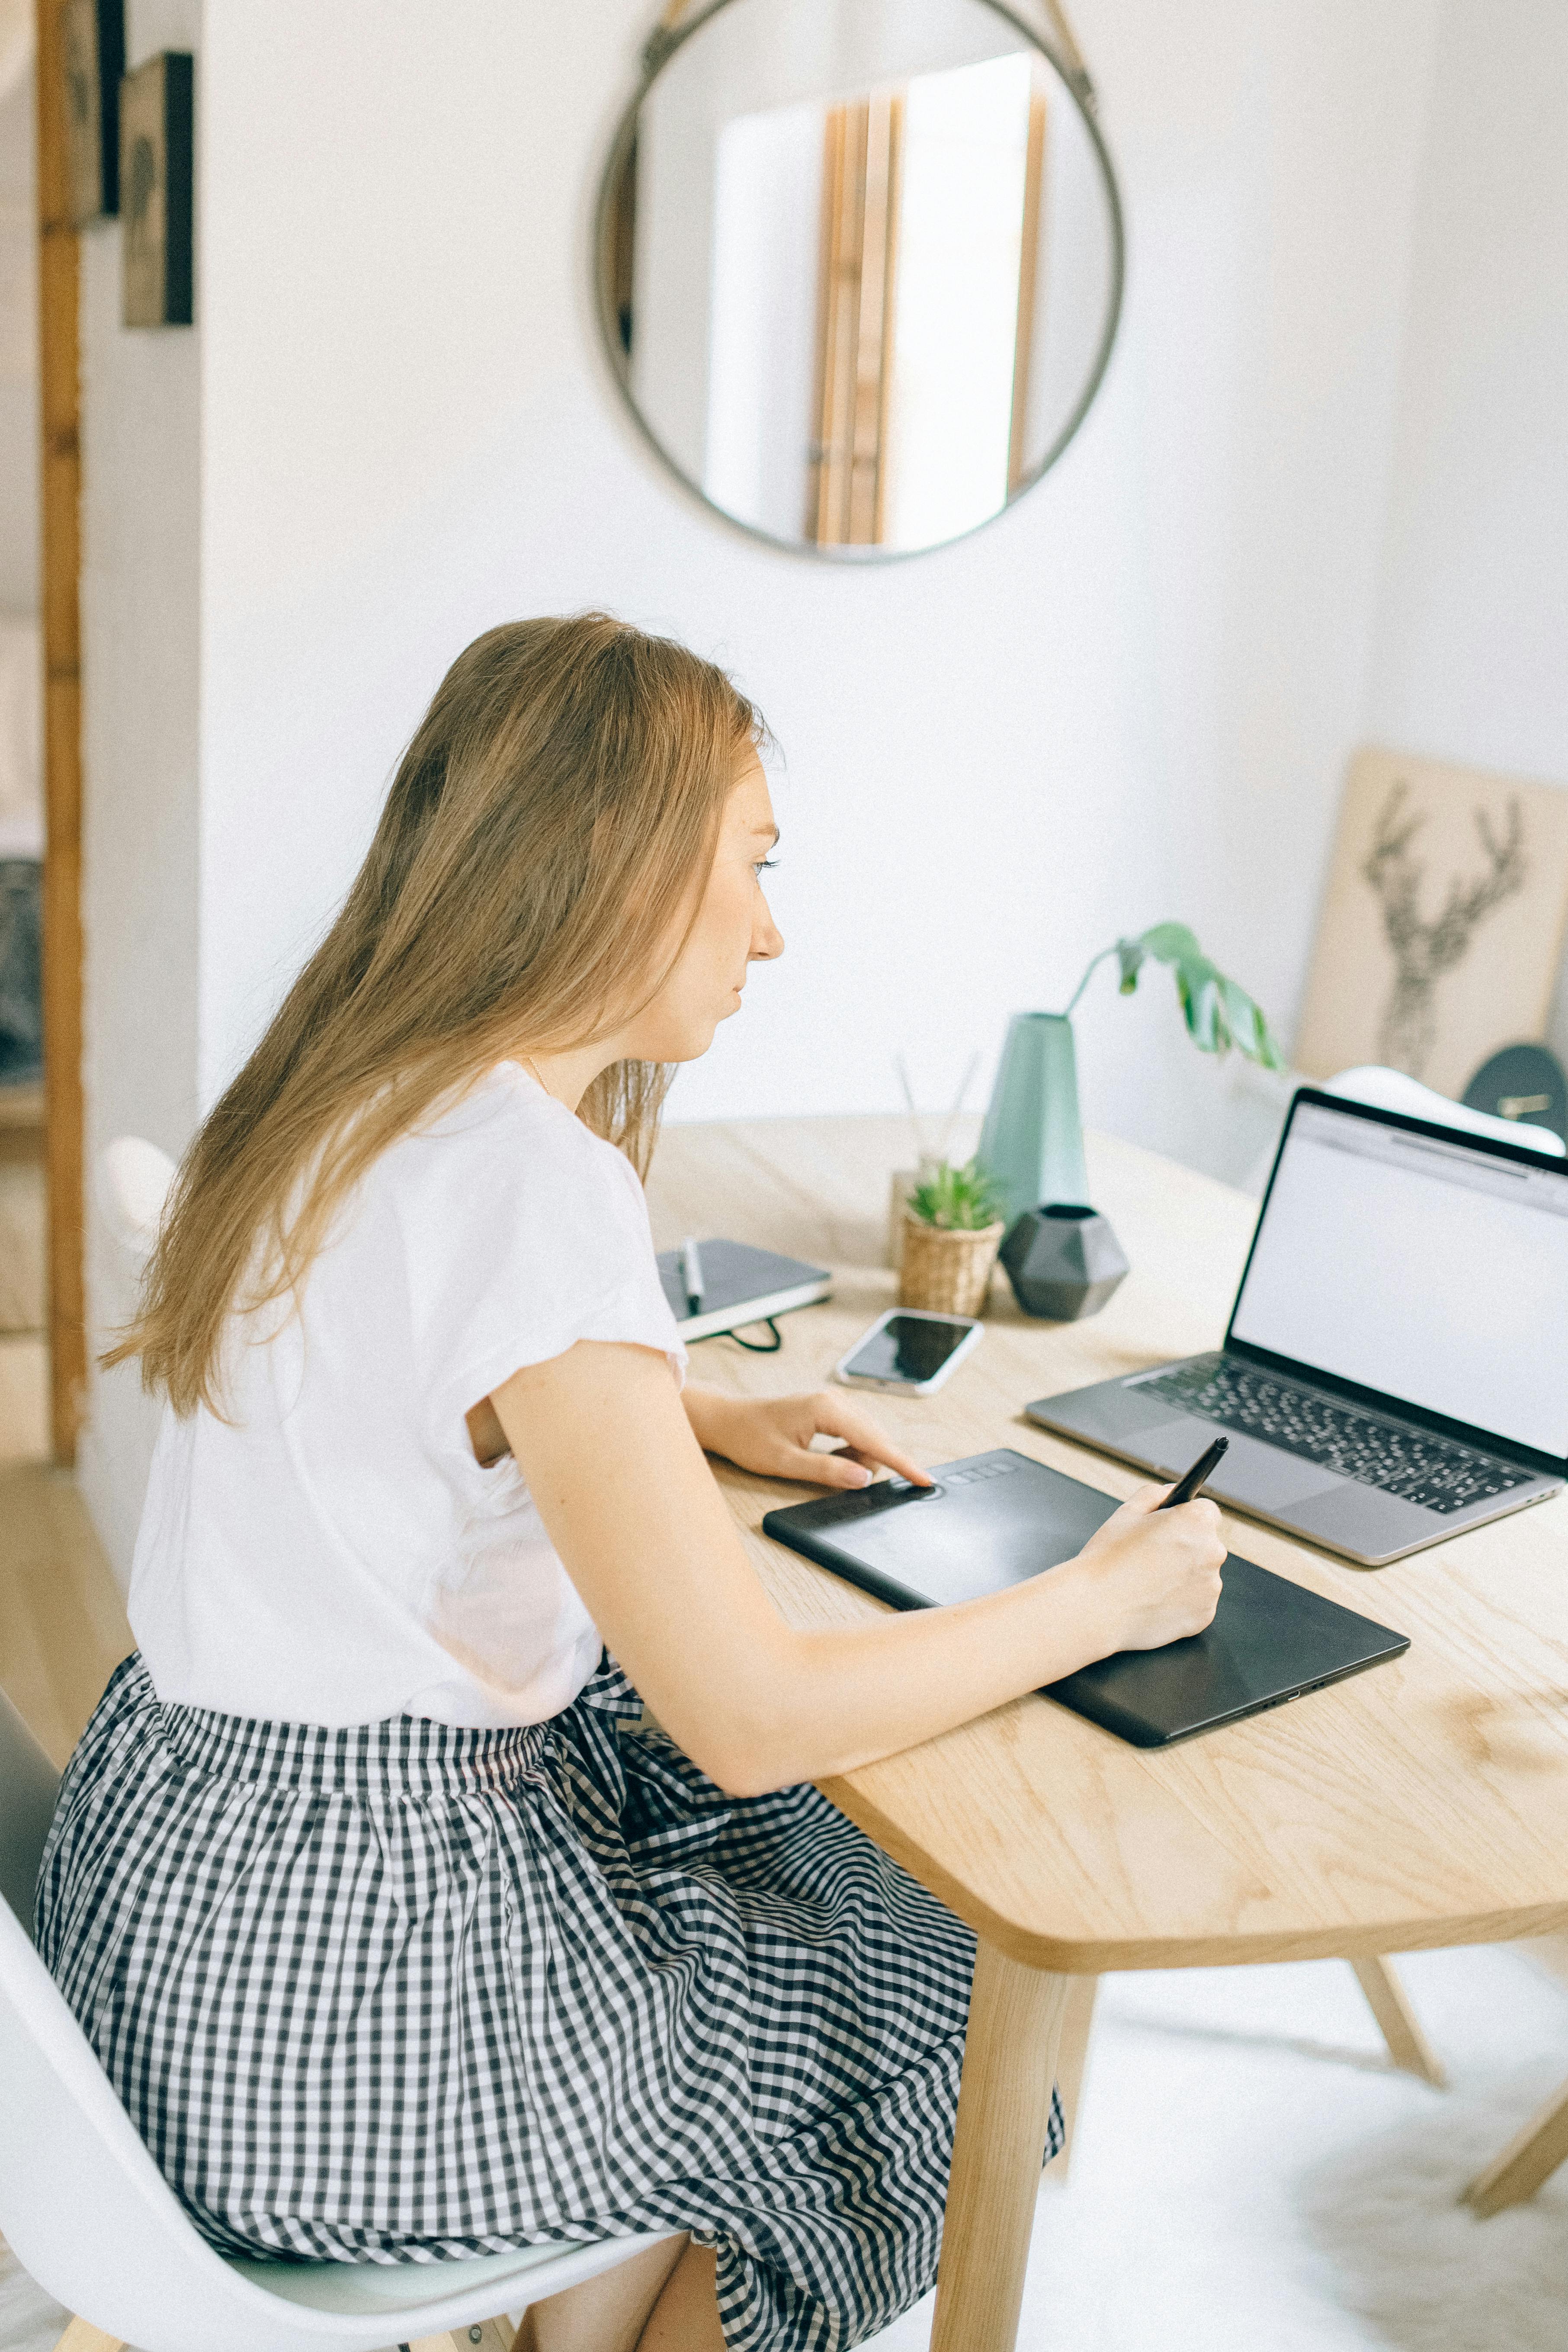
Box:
978, 1011, 1090, 1228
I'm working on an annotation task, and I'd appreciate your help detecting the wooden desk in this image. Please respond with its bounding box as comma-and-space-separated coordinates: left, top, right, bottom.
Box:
645, 1114, 1568, 2352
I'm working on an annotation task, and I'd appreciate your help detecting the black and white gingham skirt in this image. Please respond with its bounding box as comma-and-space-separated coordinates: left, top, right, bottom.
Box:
35, 1653, 1061, 2350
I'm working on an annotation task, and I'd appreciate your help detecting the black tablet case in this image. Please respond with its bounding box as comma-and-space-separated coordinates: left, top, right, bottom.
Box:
762, 1448, 1408, 1748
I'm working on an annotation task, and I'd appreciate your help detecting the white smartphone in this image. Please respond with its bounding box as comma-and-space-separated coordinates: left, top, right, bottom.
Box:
834, 1308, 984, 1396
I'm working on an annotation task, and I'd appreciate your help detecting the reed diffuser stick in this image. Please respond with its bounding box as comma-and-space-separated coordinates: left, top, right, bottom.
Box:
893, 1052, 930, 1167
935, 1052, 980, 1166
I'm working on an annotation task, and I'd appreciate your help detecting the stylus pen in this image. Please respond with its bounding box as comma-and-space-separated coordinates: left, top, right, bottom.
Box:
1159, 1434, 1229, 1508
681, 1235, 705, 1316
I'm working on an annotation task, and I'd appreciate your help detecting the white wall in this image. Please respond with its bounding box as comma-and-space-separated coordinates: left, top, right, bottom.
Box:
196, 0, 1433, 1136
81, 0, 1448, 1580
1360, 0, 1568, 1057
76, 0, 201, 1576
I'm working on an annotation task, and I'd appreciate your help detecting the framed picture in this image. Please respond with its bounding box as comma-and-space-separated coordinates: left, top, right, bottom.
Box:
120, 51, 194, 328
1295, 745, 1568, 1097
62, 0, 125, 226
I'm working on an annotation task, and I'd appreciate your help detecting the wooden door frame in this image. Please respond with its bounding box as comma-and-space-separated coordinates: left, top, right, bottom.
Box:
34, 0, 86, 1464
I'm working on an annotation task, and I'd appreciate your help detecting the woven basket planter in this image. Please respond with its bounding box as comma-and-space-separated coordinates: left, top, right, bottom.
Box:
898, 1214, 1004, 1318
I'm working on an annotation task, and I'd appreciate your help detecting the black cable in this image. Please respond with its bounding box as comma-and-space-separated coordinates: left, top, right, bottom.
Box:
727, 1318, 783, 1353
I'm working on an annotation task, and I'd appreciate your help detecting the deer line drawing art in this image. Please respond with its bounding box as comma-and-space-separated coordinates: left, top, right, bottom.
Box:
1360, 781, 1526, 1078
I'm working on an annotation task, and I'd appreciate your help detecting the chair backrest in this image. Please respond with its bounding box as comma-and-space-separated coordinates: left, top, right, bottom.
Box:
1324, 1064, 1566, 1156
0, 1900, 324, 2352
97, 1134, 178, 1259
0, 1691, 332, 2351
0, 1688, 61, 1935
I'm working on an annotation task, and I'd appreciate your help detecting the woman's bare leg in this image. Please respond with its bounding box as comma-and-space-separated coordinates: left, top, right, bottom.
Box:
633, 2244, 726, 2352
510, 2236, 688, 2352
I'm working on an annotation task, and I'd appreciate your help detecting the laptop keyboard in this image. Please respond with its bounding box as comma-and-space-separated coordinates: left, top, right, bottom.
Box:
1138, 1355, 1533, 1516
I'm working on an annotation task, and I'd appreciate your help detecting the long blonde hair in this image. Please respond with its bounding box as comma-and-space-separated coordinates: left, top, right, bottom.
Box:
111, 613, 763, 1415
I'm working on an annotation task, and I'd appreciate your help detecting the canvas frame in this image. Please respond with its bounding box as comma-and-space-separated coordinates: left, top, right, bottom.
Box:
1295, 745, 1568, 1098
61, 0, 125, 226
119, 50, 194, 329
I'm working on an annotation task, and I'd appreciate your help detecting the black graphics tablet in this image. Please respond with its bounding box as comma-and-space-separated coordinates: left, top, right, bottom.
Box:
762, 1448, 1409, 1749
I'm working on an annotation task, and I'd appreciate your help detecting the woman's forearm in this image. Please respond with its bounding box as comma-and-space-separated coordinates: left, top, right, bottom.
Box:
706, 1571, 1110, 1796
495, 1341, 1222, 1799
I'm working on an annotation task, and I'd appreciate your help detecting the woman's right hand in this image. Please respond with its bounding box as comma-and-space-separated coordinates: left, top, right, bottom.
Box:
1059, 1482, 1227, 1655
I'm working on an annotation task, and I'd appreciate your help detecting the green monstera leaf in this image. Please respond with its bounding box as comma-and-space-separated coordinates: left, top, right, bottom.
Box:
1067, 923, 1285, 1069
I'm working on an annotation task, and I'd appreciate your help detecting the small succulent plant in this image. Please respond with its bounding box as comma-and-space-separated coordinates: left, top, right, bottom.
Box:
907, 1157, 1007, 1232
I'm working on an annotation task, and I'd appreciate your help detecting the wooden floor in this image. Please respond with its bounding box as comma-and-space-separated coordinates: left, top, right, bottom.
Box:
0, 1338, 130, 1770
0, 1097, 131, 1765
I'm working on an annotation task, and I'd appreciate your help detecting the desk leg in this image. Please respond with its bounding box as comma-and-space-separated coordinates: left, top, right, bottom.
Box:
1350, 1957, 1446, 2086
930, 1942, 1070, 2352
1464, 2075, 1568, 2216
1047, 1972, 1101, 2182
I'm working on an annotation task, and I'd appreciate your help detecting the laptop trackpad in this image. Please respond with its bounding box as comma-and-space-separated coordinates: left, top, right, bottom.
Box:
1133, 1419, 1340, 1511
1205, 1431, 1342, 1511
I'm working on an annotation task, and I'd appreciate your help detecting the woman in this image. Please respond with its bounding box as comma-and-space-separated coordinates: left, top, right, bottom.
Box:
37, 615, 1222, 2352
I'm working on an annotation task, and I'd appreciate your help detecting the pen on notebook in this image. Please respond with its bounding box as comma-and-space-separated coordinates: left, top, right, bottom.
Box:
1159, 1434, 1228, 1508
681, 1235, 705, 1316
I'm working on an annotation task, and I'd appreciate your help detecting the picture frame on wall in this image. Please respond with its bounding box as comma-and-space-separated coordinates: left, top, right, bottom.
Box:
1295, 745, 1568, 1098
120, 51, 194, 327
62, 0, 126, 225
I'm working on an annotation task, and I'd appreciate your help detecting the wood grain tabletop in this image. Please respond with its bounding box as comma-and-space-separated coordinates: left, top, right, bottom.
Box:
645, 1113, 1568, 1972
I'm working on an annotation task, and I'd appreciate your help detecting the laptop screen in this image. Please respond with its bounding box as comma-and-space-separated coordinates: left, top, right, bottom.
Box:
1229, 1097, 1568, 1459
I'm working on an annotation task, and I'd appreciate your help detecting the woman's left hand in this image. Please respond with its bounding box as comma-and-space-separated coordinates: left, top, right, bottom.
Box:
683, 1383, 932, 1491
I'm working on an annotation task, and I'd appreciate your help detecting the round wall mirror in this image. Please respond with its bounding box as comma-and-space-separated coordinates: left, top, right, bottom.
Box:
596, 0, 1124, 559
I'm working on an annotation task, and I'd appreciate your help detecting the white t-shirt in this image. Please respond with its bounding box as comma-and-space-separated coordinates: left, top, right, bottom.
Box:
128, 1062, 686, 1728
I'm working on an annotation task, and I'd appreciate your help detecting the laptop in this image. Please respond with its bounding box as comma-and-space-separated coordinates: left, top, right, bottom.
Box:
1026, 1087, 1568, 1566
762, 1448, 1409, 1748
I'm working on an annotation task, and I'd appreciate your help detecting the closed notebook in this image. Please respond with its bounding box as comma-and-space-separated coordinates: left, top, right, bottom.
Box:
656, 1239, 831, 1342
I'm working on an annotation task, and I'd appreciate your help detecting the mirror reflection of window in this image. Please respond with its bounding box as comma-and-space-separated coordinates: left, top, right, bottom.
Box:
705, 54, 1048, 551
808, 88, 904, 546
881, 53, 1044, 549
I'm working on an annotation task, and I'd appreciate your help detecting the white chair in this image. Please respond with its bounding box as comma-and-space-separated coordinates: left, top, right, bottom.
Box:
96, 1136, 178, 1261
1322, 1063, 1565, 1154
0, 1687, 675, 2352
1236, 1061, 1565, 1198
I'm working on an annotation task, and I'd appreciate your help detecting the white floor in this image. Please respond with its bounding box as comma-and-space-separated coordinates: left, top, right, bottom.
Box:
868, 1940, 1568, 2352
5, 1942, 1566, 2352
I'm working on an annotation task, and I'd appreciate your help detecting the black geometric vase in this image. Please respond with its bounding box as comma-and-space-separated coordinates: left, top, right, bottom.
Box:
1000, 1203, 1129, 1321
